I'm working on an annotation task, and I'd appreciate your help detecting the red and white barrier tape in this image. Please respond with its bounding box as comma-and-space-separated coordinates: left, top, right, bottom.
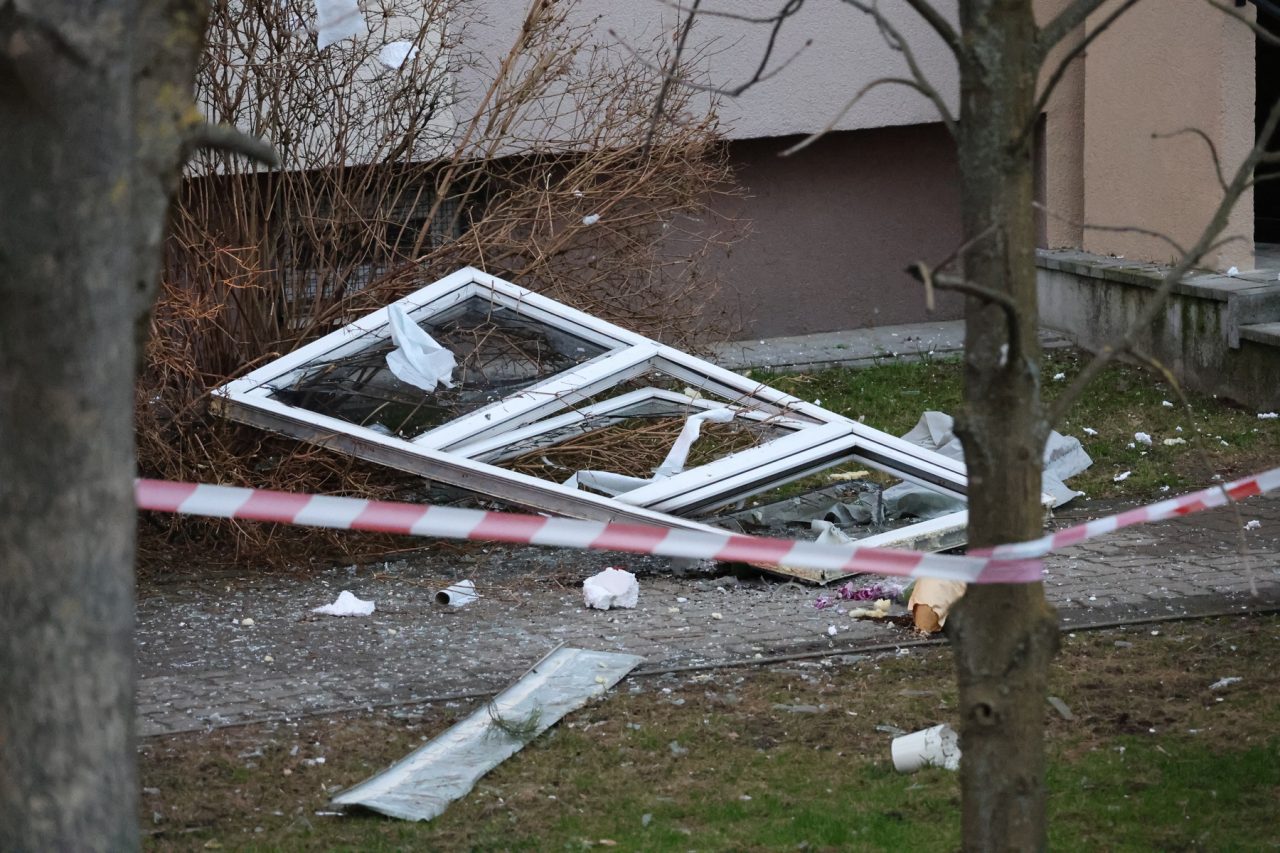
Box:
136, 466, 1280, 585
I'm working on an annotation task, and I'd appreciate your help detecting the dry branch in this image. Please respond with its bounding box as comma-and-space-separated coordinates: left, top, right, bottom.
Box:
139, 0, 740, 566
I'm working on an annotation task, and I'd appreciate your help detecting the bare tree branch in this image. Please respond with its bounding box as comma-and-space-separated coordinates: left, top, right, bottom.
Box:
903, 223, 998, 309
1033, 200, 1189, 255
185, 122, 279, 168
906, 264, 1021, 356
777, 0, 959, 154
1048, 93, 1280, 426
1153, 127, 1229, 191
642, 0, 703, 155
1019, 0, 1143, 149
900, 0, 963, 57
780, 76, 952, 155
611, 0, 811, 100
1037, 0, 1112, 58
1204, 0, 1280, 48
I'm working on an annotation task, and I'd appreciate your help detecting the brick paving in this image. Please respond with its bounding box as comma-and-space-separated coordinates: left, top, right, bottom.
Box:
135, 493, 1280, 737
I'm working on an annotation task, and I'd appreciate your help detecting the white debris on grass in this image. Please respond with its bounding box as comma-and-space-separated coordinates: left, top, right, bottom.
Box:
1113, 470, 1131, 482
1244, 520, 1261, 530
1052, 372, 1065, 381
582, 568, 639, 610
1082, 427, 1098, 436
1259, 412, 1279, 420
1209, 676, 1242, 690
1161, 400, 1173, 408
1134, 431, 1152, 446
313, 590, 375, 617
1162, 437, 1186, 446
581, 213, 601, 225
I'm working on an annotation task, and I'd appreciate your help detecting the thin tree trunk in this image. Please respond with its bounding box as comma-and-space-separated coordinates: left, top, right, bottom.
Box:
1, 2, 206, 847
949, 0, 1060, 849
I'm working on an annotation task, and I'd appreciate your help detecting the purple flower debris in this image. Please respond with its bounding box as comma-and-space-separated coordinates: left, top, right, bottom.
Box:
813, 595, 834, 610
837, 581, 905, 602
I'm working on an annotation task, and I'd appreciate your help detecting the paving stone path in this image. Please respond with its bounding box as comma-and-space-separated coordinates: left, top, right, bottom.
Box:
136, 493, 1280, 737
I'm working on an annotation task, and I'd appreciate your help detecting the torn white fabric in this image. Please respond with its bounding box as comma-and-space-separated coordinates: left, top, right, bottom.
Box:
379, 40, 419, 69
887, 411, 1091, 513
386, 304, 456, 392
582, 567, 639, 610
315, 0, 364, 49
313, 590, 375, 616
565, 408, 736, 495
653, 408, 735, 478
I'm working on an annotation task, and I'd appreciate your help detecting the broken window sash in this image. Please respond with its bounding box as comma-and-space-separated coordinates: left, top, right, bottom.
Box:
213, 267, 972, 562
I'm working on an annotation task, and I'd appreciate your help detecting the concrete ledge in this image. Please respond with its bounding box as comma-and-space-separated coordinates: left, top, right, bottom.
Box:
708, 320, 1071, 374
1239, 322, 1280, 347
1037, 249, 1280, 409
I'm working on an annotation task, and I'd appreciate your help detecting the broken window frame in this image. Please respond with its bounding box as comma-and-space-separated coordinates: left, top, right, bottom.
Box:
214, 267, 970, 545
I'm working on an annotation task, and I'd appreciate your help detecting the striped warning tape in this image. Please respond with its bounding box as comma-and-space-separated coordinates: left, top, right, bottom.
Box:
136, 466, 1280, 585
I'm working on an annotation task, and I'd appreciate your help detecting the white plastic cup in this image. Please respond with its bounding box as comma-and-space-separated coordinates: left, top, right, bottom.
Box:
891, 724, 961, 772
435, 579, 478, 607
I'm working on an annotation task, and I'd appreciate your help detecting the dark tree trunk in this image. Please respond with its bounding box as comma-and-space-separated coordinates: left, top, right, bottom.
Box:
949, 1, 1060, 849
1, 1, 206, 847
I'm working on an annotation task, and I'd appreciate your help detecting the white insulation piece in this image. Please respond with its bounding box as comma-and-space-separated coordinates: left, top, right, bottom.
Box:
332, 647, 642, 821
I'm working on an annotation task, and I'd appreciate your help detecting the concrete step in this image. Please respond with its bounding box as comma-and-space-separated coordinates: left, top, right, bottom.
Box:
1239, 322, 1280, 348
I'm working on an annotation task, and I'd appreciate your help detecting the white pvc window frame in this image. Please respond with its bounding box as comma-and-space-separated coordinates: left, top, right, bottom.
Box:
214, 267, 969, 538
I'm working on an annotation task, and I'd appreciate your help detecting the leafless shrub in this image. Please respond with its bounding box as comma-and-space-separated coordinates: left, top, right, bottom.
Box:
138, 0, 740, 567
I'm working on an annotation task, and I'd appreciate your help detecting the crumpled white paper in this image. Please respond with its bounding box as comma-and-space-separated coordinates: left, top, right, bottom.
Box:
316, 0, 364, 50
582, 567, 639, 610
313, 590, 375, 616
378, 40, 419, 69
385, 304, 456, 392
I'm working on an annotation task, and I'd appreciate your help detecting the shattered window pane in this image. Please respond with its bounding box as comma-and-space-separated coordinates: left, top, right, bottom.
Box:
500, 406, 793, 485
270, 296, 612, 437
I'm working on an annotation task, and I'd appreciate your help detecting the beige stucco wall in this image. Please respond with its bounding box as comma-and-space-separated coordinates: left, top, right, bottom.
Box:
1037, 0, 1086, 249
1076, 0, 1255, 270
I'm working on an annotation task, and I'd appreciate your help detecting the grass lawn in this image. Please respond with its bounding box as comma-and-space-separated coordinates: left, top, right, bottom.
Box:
140, 615, 1280, 851
137, 351, 1280, 850
752, 348, 1280, 501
